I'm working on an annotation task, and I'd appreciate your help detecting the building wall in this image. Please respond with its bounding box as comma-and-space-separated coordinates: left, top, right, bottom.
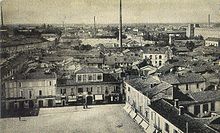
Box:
124, 81, 183, 133
205, 40, 219, 47
4, 78, 57, 109
143, 53, 167, 67
125, 82, 151, 116
5, 79, 56, 99
148, 107, 184, 133
57, 84, 120, 96
76, 73, 103, 82
194, 28, 220, 39
186, 101, 219, 117
177, 82, 205, 94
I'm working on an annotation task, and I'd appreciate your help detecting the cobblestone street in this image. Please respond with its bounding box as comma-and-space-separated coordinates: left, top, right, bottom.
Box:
0, 104, 144, 133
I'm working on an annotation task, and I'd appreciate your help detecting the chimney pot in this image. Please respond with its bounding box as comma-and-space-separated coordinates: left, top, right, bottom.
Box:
174, 99, 179, 108
179, 106, 184, 115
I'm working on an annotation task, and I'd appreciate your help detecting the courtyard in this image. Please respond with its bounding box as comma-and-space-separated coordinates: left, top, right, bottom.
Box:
0, 104, 144, 133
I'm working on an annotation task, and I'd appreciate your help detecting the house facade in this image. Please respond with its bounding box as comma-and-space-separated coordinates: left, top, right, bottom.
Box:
142, 46, 173, 67
56, 66, 122, 106
205, 37, 220, 47
2, 71, 57, 111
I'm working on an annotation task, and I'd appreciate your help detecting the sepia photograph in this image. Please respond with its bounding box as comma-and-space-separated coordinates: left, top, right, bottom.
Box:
0, 0, 220, 132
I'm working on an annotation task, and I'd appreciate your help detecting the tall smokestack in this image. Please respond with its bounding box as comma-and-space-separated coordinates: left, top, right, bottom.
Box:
94, 16, 96, 38
1, 6, 3, 27
208, 14, 210, 27
119, 0, 123, 51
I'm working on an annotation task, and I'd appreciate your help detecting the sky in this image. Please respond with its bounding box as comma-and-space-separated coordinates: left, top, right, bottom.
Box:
0, 0, 220, 24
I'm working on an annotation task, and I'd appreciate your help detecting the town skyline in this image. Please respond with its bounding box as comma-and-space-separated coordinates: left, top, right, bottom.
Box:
1, 0, 220, 24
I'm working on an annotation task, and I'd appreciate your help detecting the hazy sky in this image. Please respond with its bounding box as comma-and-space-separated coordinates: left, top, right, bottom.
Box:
1, 0, 220, 24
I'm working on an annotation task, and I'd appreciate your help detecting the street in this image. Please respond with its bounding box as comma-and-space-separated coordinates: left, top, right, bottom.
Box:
0, 104, 144, 133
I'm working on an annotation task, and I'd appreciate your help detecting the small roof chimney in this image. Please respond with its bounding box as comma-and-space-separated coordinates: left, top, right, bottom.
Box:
179, 106, 184, 115
174, 99, 179, 108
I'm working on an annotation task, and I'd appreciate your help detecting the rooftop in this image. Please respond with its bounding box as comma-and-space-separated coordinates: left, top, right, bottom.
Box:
206, 37, 220, 42
162, 72, 205, 85
75, 66, 103, 74
150, 99, 218, 133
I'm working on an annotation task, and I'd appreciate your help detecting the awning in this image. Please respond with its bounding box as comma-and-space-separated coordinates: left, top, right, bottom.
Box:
140, 120, 149, 131
135, 114, 143, 124
129, 109, 137, 119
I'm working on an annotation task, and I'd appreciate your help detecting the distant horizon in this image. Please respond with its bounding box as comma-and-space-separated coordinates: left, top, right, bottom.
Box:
1, 0, 220, 25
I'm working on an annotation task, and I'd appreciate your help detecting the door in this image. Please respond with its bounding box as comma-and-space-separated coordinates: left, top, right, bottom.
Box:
48, 99, 53, 107
38, 100, 43, 108
87, 96, 93, 105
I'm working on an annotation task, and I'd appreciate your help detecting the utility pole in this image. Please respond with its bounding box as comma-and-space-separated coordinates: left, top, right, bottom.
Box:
119, 0, 123, 52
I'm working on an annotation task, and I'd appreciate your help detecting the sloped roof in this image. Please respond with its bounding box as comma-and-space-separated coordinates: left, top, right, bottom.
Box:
206, 37, 220, 42
150, 99, 218, 133
162, 73, 205, 85
148, 81, 172, 98
75, 66, 103, 74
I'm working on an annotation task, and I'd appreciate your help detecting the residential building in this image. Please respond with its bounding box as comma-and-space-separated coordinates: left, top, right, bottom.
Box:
124, 77, 218, 133
142, 46, 173, 67
162, 73, 206, 94
57, 66, 122, 106
179, 90, 220, 118
205, 37, 220, 47
2, 70, 57, 111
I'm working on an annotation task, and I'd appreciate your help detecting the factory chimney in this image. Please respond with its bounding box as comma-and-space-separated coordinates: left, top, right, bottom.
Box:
208, 14, 211, 27
1, 6, 3, 27
119, 0, 123, 51
94, 16, 96, 38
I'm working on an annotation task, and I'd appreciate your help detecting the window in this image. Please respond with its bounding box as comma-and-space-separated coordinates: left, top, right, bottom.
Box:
159, 55, 162, 59
20, 90, 23, 97
151, 112, 154, 120
159, 61, 162, 66
93, 74, 96, 80
83, 75, 86, 82
97, 87, 100, 94
194, 105, 200, 115
77, 75, 82, 82
78, 88, 83, 93
155, 55, 157, 59
155, 61, 157, 64
211, 102, 215, 111
145, 111, 149, 120
87, 87, 93, 92
61, 88, 66, 94
128, 87, 130, 92
203, 104, 208, 113
196, 83, 199, 89
88, 75, 93, 81
149, 55, 152, 59
29, 91, 32, 99
158, 116, 160, 128
186, 84, 189, 91
165, 123, 169, 133
97, 74, 102, 80
173, 129, 178, 133
18, 82, 22, 87
49, 81, 52, 86
71, 88, 74, 95
39, 90, 42, 96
